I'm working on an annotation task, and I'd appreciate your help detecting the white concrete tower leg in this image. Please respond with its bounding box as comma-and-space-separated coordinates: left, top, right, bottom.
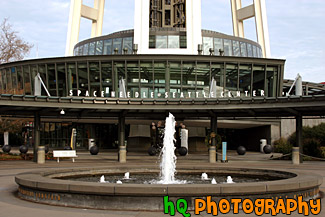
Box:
230, 0, 244, 38
91, 0, 105, 37
65, 0, 82, 56
230, 0, 271, 58
65, 0, 106, 56
254, 0, 271, 58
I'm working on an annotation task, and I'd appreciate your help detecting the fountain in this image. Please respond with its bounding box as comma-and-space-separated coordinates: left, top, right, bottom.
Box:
124, 172, 130, 180
201, 173, 209, 180
159, 113, 177, 184
227, 176, 234, 184
15, 113, 323, 211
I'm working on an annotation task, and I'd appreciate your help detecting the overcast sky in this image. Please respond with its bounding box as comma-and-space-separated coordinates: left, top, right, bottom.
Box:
0, 0, 324, 82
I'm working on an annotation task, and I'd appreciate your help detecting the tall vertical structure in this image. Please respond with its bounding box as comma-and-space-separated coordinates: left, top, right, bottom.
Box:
65, 0, 105, 56
230, 0, 271, 58
134, 0, 202, 55
149, 0, 186, 28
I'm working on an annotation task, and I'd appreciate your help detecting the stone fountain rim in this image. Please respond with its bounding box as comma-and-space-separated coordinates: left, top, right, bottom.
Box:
15, 166, 322, 196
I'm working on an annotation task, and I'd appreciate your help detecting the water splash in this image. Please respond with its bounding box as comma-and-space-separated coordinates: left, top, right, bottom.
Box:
211, 178, 217, 184
201, 173, 209, 180
124, 172, 130, 180
116, 180, 123, 184
227, 176, 234, 183
159, 113, 177, 184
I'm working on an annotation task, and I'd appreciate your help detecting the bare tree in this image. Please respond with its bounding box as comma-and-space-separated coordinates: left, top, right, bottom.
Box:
0, 18, 33, 64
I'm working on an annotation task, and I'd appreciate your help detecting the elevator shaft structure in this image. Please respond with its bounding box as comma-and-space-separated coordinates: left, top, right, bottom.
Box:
149, 0, 186, 28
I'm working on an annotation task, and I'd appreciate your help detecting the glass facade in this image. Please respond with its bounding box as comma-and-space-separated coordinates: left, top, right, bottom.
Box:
0, 56, 283, 98
73, 30, 263, 58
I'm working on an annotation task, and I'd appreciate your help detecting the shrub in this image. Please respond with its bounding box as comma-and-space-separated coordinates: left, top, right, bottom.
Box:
288, 123, 325, 158
274, 138, 292, 155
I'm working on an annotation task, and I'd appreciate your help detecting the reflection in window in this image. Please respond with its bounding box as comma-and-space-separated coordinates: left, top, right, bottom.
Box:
156, 36, 167, 49
126, 61, 139, 97
113, 38, 122, 54
224, 39, 232, 56
232, 40, 240, 56
74, 47, 79, 56
247, 44, 253, 57
154, 62, 166, 98
252, 45, 257, 58
6, 68, 12, 94
196, 62, 210, 97
226, 64, 238, 92
203, 37, 213, 55
180, 35, 187, 48
11, 67, 17, 94
89, 42, 95, 55
83, 43, 89, 55
103, 39, 112, 55
253, 65, 265, 96
122, 37, 133, 54
140, 62, 154, 98
89, 62, 100, 96
78, 45, 83, 56
47, 64, 56, 96
214, 38, 223, 56
96, 41, 103, 55
67, 63, 77, 95
182, 62, 195, 98
266, 66, 278, 97
149, 35, 156, 48
211, 63, 224, 96
38, 65, 47, 96
239, 64, 252, 97
23, 66, 31, 95
57, 64, 66, 97
240, 42, 247, 57
17, 66, 24, 94
78, 63, 88, 95
168, 35, 179, 49
101, 62, 112, 97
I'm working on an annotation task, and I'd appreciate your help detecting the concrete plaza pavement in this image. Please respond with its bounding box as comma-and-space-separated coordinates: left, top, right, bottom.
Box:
0, 150, 324, 217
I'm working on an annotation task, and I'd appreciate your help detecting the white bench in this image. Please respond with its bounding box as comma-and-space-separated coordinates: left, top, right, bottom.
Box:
53, 150, 78, 163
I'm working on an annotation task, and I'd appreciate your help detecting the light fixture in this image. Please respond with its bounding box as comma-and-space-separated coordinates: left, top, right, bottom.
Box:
60, 109, 65, 115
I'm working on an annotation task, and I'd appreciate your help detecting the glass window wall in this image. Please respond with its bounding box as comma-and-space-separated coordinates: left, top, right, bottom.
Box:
101, 62, 112, 97
266, 66, 278, 97
168, 35, 180, 49
232, 40, 240, 57
203, 37, 213, 55
156, 36, 168, 49
247, 44, 253, 57
211, 63, 224, 97
83, 43, 89, 55
240, 42, 247, 57
224, 39, 232, 56
67, 63, 77, 96
169, 62, 181, 97
17, 66, 24, 94
103, 39, 112, 55
126, 61, 139, 97
113, 38, 122, 54
57, 64, 66, 97
47, 64, 56, 96
214, 38, 223, 56
196, 62, 210, 97
23, 66, 32, 95
95, 41, 103, 55
252, 65, 265, 96
89, 42, 96, 55
239, 64, 252, 97
153, 62, 166, 98
89, 62, 100, 96
226, 64, 238, 92
182, 62, 196, 98
123, 37, 133, 54
78, 63, 88, 95
140, 62, 154, 98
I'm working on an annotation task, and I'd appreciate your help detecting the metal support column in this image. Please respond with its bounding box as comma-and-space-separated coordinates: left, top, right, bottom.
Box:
33, 113, 40, 163
296, 115, 303, 163
118, 113, 126, 163
210, 114, 218, 163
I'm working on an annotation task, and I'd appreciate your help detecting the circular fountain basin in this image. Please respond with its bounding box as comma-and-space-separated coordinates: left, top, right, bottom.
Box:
15, 166, 322, 211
